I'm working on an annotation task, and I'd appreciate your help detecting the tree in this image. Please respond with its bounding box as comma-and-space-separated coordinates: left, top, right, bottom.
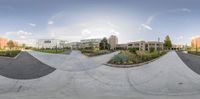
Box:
7, 40, 15, 50
164, 35, 172, 50
99, 37, 110, 50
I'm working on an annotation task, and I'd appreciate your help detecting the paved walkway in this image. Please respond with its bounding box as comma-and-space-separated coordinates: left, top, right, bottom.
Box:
28, 50, 119, 71
0, 51, 200, 99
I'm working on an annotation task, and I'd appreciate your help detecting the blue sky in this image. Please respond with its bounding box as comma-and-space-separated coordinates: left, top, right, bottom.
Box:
0, 0, 199, 46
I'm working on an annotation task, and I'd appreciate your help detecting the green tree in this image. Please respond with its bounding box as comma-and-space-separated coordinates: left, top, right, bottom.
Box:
99, 37, 110, 50
164, 35, 172, 50
7, 40, 15, 50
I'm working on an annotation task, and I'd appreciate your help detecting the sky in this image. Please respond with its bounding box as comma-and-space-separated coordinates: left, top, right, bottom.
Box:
0, 0, 200, 46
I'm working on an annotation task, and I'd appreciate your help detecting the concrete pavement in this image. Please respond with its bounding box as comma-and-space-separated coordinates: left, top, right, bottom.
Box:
28, 50, 119, 71
0, 51, 200, 98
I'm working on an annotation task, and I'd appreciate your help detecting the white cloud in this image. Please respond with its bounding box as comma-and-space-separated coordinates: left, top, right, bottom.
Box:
140, 8, 191, 31
181, 8, 191, 12
15, 39, 36, 46
168, 8, 191, 13
177, 36, 184, 40
46, 15, 120, 41
190, 35, 200, 40
107, 22, 118, 28
29, 23, 36, 27
6, 30, 32, 37
5, 30, 34, 45
81, 29, 91, 36
110, 29, 120, 35
141, 24, 152, 30
48, 21, 54, 25
20, 35, 26, 39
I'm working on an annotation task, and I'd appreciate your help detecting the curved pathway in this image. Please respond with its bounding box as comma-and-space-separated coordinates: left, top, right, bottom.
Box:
28, 50, 119, 71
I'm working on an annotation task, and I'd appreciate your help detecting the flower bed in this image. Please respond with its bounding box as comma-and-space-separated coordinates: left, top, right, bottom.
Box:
108, 50, 167, 65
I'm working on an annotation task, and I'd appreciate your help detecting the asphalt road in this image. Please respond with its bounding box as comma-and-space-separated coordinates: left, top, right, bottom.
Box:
0, 51, 56, 80
177, 51, 200, 75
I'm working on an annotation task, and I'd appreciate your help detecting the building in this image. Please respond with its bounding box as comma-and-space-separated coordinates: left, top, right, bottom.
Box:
108, 35, 118, 50
116, 44, 128, 50
172, 44, 185, 50
80, 38, 102, 49
127, 41, 164, 51
70, 42, 81, 49
36, 39, 69, 49
191, 36, 200, 48
0, 37, 8, 49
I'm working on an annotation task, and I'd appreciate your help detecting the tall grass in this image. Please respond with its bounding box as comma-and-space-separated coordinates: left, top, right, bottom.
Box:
108, 50, 167, 65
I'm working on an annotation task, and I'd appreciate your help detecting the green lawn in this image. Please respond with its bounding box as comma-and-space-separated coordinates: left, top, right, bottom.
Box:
0, 50, 21, 57
108, 50, 167, 65
33, 49, 69, 54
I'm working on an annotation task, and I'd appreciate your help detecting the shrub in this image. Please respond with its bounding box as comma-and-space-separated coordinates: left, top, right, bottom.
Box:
0, 50, 21, 57
128, 48, 138, 54
110, 54, 128, 64
149, 48, 155, 53
108, 50, 167, 65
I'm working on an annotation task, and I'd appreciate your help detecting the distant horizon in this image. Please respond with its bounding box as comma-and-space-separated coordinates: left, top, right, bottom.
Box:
0, 34, 194, 47
0, 0, 200, 46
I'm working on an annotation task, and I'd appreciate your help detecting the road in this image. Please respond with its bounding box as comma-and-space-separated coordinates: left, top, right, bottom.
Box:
0, 51, 56, 80
177, 51, 200, 75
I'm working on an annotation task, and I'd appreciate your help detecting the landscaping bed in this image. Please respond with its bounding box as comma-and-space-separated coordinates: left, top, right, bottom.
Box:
80, 49, 112, 57
0, 50, 21, 57
108, 50, 167, 65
